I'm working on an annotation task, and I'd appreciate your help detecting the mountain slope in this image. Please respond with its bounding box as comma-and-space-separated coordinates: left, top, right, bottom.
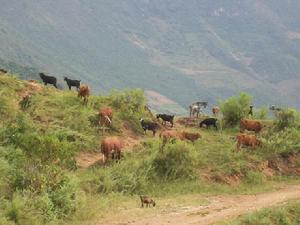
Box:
0, 0, 300, 110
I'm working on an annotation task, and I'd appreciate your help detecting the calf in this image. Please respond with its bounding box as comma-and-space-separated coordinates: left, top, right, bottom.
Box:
39, 73, 57, 88
156, 114, 174, 127
199, 118, 218, 130
140, 196, 156, 208
159, 130, 183, 149
78, 85, 90, 104
64, 77, 81, 90
99, 107, 113, 126
240, 119, 262, 133
236, 133, 261, 150
140, 118, 159, 136
212, 106, 220, 116
181, 131, 201, 142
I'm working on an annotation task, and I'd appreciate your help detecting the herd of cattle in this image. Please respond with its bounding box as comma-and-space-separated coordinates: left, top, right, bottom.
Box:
0, 70, 276, 164
36, 72, 270, 163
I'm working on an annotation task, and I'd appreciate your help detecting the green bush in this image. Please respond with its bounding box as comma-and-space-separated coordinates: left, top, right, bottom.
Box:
219, 92, 253, 127
152, 141, 199, 181
274, 108, 300, 131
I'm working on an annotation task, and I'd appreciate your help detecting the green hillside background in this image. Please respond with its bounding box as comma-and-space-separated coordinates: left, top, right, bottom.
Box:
0, 0, 300, 112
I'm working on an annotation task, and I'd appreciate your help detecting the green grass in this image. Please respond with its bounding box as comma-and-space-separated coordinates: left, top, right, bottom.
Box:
0, 74, 300, 225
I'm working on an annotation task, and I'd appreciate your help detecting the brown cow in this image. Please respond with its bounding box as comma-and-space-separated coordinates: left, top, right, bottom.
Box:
212, 106, 220, 116
181, 131, 201, 142
140, 196, 156, 208
99, 107, 113, 126
101, 136, 123, 163
159, 130, 183, 149
78, 85, 90, 104
240, 119, 262, 133
159, 130, 201, 149
236, 133, 261, 150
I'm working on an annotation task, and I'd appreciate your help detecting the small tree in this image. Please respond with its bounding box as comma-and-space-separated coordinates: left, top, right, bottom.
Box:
274, 108, 300, 131
219, 92, 252, 127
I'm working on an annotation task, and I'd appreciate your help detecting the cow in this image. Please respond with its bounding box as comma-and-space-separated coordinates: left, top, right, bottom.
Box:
101, 136, 123, 164
39, 73, 57, 88
140, 196, 156, 208
99, 107, 113, 127
181, 131, 201, 142
156, 114, 174, 127
78, 85, 90, 104
64, 77, 81, 90
240, 119, 262, 133
140, 118, 159, 136
212, 106, 220, 116
199, 118, 218, 130
189, 102, 208, 117
159, 130, 183, 149
0, 69, 7, 73
236, 133, 261, 150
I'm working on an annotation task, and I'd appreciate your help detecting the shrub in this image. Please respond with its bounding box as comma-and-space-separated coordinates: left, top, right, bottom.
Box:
254, 106, 268, 120
152, 141, 198, 181
219, 93, 252, 127
274, 108, 300, 130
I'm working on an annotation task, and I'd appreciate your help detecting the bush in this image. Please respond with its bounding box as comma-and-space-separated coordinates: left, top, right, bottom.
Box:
152, 141, 199, 181
219, 93, 253, 127
274, 108, 300, 130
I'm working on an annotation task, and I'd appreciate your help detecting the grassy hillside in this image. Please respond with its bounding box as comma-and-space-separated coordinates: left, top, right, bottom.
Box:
0, 73, 300, 225
0, 1, 300, 110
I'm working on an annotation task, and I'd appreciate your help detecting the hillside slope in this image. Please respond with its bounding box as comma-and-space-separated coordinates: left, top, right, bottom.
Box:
0, 0, 300, 110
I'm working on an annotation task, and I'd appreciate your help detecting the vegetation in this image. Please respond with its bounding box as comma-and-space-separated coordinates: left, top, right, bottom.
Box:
222, 200, 300, 225
0, 74, 299, 224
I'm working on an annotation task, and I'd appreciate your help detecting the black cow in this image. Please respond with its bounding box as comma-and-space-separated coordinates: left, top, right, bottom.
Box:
140, 118, 159, 136
39, 73, 57, 88
156, 114, 174, 127
199, 118, 218, 130
64, 77, 81, 90
0, 69, 7, 73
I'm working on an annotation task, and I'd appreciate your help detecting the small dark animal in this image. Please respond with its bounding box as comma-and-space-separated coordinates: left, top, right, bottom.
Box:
101, 136, 123, 164
78, 85, 90, 104
0, 69, 7, 73
39, 73, 57, 88
156, 114, 174, 127
199, 118, 218, 130
64, 77, 81, 90
248, 105, 254, 117
140, 195, 156, 208
140, 118, 159, 136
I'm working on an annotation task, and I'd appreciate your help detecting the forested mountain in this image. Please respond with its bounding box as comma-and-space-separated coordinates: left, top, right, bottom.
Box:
1, 0, 300, 111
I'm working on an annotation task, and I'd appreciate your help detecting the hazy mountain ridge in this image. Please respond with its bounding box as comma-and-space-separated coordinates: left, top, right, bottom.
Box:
0, 0, 299, 110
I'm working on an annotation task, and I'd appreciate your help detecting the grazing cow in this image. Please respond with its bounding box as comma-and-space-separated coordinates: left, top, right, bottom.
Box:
140, 196, 156, 208
156, 114, 174, 127
236, 133, 261, 149
99, 107, 113, 126
189, 102, 208, 117
101, 136, 123, 163
0, 69, 7, 73
140, 118, 159, 136
240, 119, 262, 133
212, 106, 220, 116
78, 85, 90, 104
64, 77, 81, 90
39, 73, 57, 88
159, 130, 183, 149
181, 131, 201, 142
199, 118, 218, 130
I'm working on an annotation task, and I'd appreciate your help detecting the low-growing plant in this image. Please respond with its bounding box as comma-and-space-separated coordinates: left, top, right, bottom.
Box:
274, 108, 300, 130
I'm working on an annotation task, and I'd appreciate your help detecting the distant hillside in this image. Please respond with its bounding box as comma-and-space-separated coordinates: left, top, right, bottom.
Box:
0, 0, 300, 110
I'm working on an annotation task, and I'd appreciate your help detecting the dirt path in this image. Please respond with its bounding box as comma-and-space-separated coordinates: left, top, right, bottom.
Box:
94, 184, 300, 225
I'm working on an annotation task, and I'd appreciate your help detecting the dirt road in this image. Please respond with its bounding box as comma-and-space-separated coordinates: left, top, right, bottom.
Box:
94, 184, 300, 225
